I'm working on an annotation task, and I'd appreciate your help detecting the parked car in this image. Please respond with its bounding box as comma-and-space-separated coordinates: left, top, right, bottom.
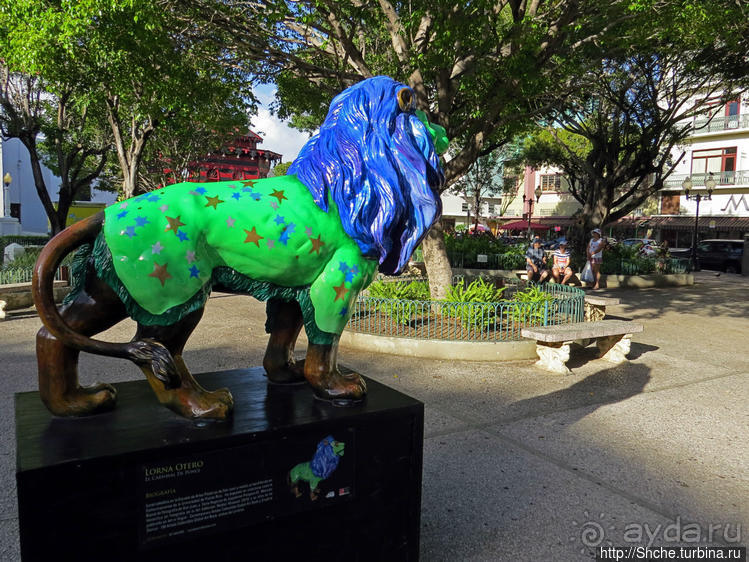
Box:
671, 239, 743, 273
621, 238, 658, 256
498, 236, 526, 246
621, 238, 657, 247
542, 237, 569, 250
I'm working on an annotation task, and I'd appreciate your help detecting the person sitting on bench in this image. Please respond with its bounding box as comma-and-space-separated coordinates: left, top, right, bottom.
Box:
525, 237, 550, 282
551, 239, 574, 285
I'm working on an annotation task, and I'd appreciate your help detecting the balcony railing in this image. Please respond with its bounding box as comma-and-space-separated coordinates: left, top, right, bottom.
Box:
692, 114, 749, 133
663, 170, 749, 189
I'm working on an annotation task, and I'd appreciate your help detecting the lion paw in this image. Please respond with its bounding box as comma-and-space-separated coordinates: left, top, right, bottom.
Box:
307, 371, 367, 406
264, 359, 306, 385
167, 386, 234, 421
44, 383, 117, 417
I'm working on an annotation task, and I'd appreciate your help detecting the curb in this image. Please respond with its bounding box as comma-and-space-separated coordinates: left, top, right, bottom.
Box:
340, 330, 537, 361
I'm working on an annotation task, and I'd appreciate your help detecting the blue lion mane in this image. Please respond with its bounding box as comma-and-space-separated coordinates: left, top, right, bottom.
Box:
309, 435, 343, 479
288, 76, 444, 274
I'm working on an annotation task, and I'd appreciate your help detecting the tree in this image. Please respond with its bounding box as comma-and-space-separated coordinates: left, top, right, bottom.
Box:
450, 145, 521, 231
272, 161, 292, 177
177, 0, 641, 297
1, 1, 256, 202
0, 67, 112, 235
520, 52, 748, 240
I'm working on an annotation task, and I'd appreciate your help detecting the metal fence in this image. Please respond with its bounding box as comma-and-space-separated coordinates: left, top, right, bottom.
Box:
349, 281, 584, 342
0, 266, 65, 285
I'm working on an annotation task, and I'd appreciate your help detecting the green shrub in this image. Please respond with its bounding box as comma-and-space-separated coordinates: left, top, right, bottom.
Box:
443, 278, 506, 328
0, 235, 48, 266
1, 247, 43, 270
601, 244, 656, 275
445, 232, 527, 269
367, 279, 430, 300
367, 279, 430, 325
508, 284, 556, 325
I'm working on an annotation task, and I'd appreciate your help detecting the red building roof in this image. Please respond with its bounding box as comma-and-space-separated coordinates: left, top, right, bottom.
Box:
164, 131, 284, 185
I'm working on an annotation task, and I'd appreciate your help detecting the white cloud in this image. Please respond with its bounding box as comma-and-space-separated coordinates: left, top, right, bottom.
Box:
251, 84, 312, 163
251, 107, 311, 163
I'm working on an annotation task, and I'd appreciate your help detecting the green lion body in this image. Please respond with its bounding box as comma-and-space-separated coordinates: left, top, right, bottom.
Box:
96, 176, 377, 340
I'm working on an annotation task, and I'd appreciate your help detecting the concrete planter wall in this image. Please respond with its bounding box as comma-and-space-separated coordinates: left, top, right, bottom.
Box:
340, 330, 538, 361
0, 281, 70, 311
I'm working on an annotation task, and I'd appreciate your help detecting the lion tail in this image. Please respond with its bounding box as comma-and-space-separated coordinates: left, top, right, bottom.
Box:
32, 213, 180, 388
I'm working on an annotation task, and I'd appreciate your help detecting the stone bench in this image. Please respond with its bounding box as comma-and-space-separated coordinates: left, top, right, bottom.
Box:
521, 319, 643, 375
584, 295, 620, 321
0, 281, 70, 320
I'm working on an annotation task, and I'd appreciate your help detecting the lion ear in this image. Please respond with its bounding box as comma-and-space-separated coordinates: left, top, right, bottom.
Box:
397, 87, 413, 111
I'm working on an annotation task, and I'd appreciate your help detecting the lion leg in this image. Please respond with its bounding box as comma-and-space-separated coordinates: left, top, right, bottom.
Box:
263, 299, 306, 384
134, 307, 233, 421
304, 339, 367, 406
36, 276, 127, 416
288, 463, 305, 498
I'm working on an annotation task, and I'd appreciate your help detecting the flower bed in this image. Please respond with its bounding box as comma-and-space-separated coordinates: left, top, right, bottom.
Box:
348, 277, 584, 342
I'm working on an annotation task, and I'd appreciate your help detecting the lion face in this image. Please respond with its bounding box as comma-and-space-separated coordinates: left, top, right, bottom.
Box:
288, 76, 447, 275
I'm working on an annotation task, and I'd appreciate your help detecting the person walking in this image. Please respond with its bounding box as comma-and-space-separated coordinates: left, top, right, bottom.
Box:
525, 236, 550, 282
587, 228, 607, 290
551, 239, 574, 285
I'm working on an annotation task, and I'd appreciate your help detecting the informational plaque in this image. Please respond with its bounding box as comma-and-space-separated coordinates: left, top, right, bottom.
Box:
138, 430, 356, 547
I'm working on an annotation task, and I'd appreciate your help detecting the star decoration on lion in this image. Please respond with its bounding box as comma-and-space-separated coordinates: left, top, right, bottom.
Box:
32, 76, 449, 421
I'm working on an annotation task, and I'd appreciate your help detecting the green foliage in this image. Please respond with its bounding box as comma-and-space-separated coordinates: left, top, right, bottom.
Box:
601, 244, 656, 275
0, 235, 48, 260
0, 0, 257, 199
445, 232, 509, 256
450, 146, 522, 224
444, 232, 527, 269
0, 246, 74, 272
1, 247, 42, 270
215, 0, 649, 191
444, 277, 506, 304
508, 284, 556, 325
443, 277, 506, 329
273, 162, 292, 176
517, 45, 748, 231
367, 279, 430, 325
367, 279, 430, 301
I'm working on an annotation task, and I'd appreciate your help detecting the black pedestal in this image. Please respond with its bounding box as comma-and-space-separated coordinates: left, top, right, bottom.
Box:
15, 368, 424, 561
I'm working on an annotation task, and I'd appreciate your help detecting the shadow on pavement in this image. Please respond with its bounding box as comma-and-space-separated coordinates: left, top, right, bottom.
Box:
498, 363, 651, 424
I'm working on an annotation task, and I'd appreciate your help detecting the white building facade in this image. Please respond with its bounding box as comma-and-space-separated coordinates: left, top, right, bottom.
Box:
439, 93, 749, 242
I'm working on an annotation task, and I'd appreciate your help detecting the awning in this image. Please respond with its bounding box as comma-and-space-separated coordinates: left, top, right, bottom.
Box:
498, 220, 549, 231
612, 215, 749, 232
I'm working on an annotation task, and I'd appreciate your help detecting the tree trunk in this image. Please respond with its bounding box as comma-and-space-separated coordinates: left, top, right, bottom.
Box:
422, 221, 452, 301
53, 182, 75, 237
22, 135, 62, 235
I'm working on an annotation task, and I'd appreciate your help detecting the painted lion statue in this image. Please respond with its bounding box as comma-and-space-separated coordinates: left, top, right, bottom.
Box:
289, 435, 345, 501
32, 76, 447, 421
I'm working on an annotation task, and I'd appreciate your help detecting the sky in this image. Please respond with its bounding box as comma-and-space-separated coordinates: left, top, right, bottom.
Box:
251, 84, 312, 164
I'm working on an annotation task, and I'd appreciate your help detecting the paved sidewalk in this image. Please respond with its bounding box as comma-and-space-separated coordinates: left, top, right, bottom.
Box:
1, 271, 747, 560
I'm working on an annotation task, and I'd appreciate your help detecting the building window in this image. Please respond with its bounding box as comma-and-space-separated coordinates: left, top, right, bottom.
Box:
540, 173, 562, 191
487, 203, 496, 215
461, 202, 468, 212
691, 147, 737, 184
725, 99, 740, 129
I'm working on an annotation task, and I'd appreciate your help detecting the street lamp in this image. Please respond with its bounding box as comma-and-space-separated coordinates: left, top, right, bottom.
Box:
523, 185, 543, 240
683, 173, 715, 271
2, 172, 11, 218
